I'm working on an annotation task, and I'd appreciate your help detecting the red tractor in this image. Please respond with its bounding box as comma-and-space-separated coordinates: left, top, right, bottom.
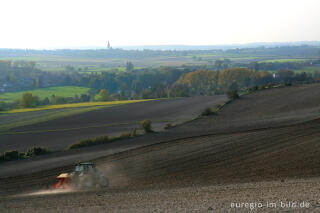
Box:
54, 162, 109, 189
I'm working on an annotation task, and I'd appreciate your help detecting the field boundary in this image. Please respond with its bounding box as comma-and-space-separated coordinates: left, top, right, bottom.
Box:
0, 119, 176, 135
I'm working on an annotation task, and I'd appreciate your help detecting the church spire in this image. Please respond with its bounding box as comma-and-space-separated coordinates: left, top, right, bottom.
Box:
107, 40, 111, 49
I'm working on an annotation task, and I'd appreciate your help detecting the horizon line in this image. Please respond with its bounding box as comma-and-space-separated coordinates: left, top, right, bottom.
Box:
1, 40, 320, 51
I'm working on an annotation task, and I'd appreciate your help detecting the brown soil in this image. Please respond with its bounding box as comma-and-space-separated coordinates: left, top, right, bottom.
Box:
0, 84, 320, 212
0, 95, 226, 152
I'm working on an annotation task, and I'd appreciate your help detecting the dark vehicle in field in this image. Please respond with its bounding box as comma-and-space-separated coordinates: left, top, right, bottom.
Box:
55, 162, 109, 189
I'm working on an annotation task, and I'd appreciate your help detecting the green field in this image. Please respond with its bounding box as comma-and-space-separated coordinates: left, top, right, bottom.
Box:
0, 86, 90, 103
1, 52, 318, 72
41, 66, 132, 73
259, 58, 311, 63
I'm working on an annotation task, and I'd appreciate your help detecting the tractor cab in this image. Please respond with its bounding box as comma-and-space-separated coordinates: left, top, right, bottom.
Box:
74, 162, 96, 173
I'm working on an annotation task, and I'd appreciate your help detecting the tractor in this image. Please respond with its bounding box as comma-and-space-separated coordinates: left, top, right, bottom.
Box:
54, 162, 109, 189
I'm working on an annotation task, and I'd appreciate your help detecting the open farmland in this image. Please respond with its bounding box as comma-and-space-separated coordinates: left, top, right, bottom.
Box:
1, 179, 319, 212
0, 100, 151, 131
2, 46, 319, 72
1, 100, 150, 114
0, 95, 226, 152
1, 0, 320, 211
0, 86, 90, 103
0, 84, 320, 212
259, 58, 311, 63
171, 83, 320, 136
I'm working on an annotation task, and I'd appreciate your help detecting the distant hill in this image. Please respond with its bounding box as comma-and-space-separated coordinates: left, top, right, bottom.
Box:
116, 41, 320, 50
1, 41, 320, 52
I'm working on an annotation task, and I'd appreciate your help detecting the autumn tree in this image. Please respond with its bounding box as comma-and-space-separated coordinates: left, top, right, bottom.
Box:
218, 68, 255, 90
255, 71, 273, 85
169, 84, 189, 97
98, 89, 109, 101
19, 93, 37, 108
177, 70, 218, 95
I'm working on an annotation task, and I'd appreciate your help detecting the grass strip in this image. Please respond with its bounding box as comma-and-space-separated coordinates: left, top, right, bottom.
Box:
1, 99, 152, 114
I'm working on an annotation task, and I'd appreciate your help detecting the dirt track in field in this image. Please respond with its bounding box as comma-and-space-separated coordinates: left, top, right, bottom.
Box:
0, 84, 320, 212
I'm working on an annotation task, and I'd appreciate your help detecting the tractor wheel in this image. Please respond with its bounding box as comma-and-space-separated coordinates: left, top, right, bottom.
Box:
83, 175, 94, 188
98, 176, 109, 187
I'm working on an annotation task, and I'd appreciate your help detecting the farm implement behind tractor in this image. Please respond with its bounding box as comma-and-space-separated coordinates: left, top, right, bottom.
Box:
53, 162, 109, 189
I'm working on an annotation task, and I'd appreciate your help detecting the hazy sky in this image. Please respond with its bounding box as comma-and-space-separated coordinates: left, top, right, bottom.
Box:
1, 0, 319, 49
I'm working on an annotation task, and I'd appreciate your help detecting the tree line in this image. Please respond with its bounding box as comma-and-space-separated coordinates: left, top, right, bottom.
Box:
1, 59, 320, 111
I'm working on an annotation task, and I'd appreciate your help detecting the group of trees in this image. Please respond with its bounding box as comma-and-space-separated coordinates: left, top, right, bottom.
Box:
1, 66, 319, 111
246, 60, 320, 71
6, 93, 93, 109
94, 67, 319, 100
175, 68, 319, 96
1, 56, 320, 111
0, 60, 80, 92
75, 66, 182, 98
177, 70, 218, 95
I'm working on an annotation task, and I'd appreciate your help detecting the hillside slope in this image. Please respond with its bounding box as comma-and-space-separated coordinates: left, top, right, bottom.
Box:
0, 95, 226, 152
170, 83, 320, 136
0, 84, 319, 191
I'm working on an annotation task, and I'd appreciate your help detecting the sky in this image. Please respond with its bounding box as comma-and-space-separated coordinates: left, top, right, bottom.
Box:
1, 0, 320, 49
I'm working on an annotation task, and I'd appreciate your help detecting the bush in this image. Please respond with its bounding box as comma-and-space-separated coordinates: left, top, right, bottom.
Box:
93, 136, 109, 144
110, 132, 132, 142
69, 131, 141, 149
226, 90, 239, 100
200, 107, 215, 116
0, 147, 52, 163
3, 150, 21, 161
141, 120, 154, 133
215, 103, 223, 110
248, 86, 258, 93
164, 123, 173, 130
25, 147, 50, 157
267, 82, 275, 88
68, 139, 95, 149
130, 128, 138, 137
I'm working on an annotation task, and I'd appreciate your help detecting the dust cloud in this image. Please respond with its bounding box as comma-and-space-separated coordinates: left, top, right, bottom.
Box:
97, 162, 130, 187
